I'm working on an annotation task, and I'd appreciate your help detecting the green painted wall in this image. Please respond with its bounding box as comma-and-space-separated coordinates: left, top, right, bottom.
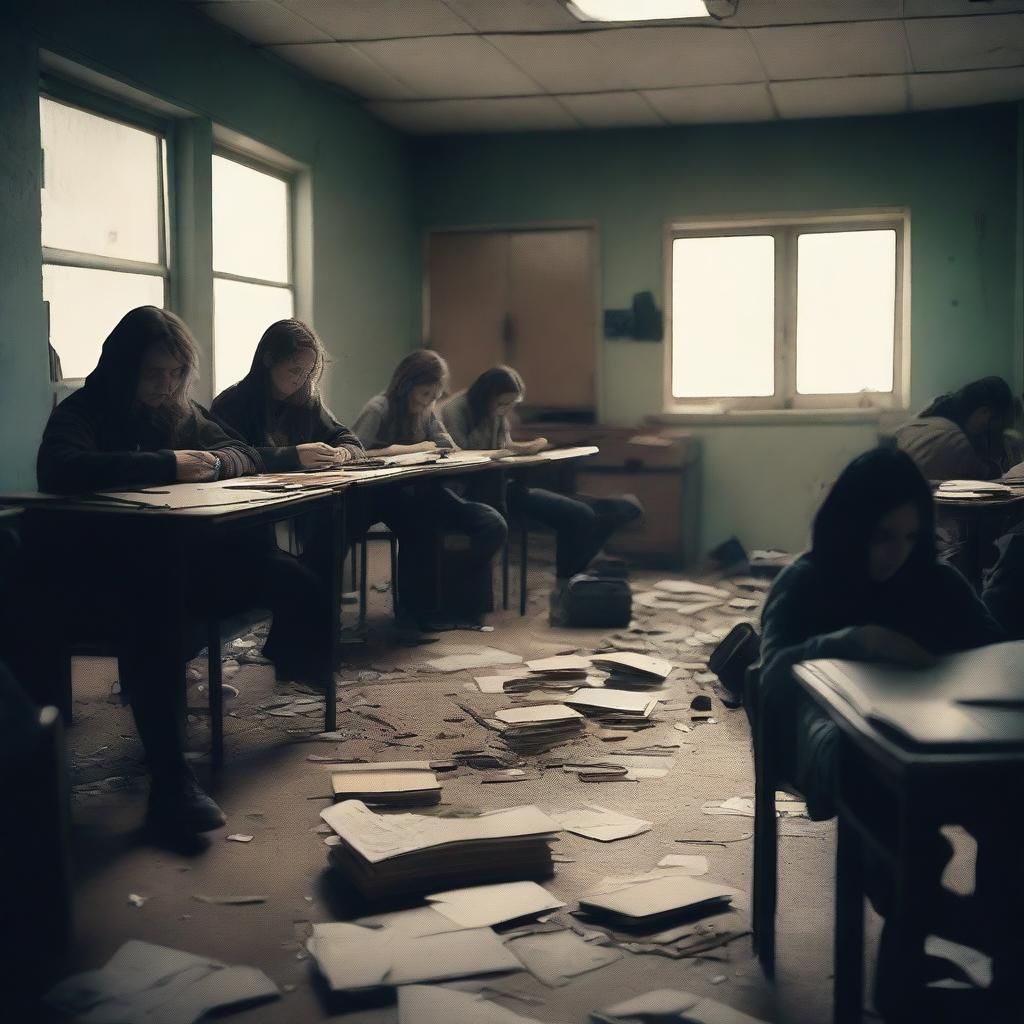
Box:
0, 0, 418, 490
413, 108, 1019, 553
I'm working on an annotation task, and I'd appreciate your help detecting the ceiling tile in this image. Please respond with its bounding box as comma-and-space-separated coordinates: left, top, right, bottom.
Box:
731, 0, 901, 26
771, 75, 907, 119
557, 91, 665, 127
905, 14, 1024, 72
268, 41, 417, 98
278, 0, 474, 39
583, 27, 764, 89
752, 20, 910, 80
909, 66, 1024, 110
443, 0, 579, 32
903, 1, 1024, 16
366, 96, 580, 134
642, 82, 774, 123
195, 1, 331, 44
486, 32, 634, 92
353, 35, 545, 98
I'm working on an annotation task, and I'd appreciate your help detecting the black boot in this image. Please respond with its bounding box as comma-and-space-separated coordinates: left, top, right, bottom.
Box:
146, 766, 226, 835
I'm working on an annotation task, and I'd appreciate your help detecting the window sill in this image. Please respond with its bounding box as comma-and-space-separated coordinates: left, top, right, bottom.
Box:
650, 407, 909, 428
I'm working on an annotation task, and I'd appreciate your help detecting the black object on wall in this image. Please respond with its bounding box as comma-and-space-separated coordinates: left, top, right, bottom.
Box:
603, 291, 663, 341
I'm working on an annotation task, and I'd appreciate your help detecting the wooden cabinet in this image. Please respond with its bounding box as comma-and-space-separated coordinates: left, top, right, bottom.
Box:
426, 228, 597, 412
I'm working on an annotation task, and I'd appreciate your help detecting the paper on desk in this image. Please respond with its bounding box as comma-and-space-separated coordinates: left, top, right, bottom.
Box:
426, 881, 565, 928
398, 985, 544, 1024
306, 922, 520, 990
592, 988, 769, 1024
506, 929, 622, 987
320, 801, 560, 863
420, 648, 524, 673
44, 941, 278, 1024
551, 805, 653, 842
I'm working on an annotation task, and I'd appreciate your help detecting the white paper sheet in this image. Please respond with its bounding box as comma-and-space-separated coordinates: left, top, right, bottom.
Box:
426, 881, 565, 928
420, 649, 524, 673
398, 985, 544, 1024
506, 929, 622, 987
551, 805, 653, 842
592, 988, 769, 1024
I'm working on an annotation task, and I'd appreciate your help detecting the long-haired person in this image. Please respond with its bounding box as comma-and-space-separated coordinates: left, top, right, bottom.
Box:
18, 307, 330, 838
441, 365, 642, 587
756, 446, 1019, 1018
353, 350, 507, 627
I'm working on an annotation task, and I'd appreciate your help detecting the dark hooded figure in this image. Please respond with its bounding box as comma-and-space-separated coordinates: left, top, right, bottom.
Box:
755, 446, 1023, 1018
894, 375, 1016, 482
211, 318, 364, 473
16, 307, 331, 839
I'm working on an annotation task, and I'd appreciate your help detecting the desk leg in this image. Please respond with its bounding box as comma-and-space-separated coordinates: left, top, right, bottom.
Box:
325, 494, 345, 733
207, 619, 223, 770
834, 806, 864, 1024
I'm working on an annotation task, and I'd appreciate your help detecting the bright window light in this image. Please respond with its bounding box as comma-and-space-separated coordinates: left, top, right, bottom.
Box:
796, 230, 896, 395
671, 235, 775, 399
568, 0, 709, 22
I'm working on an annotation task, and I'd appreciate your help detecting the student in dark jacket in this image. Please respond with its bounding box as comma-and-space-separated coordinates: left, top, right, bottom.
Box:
211, 318, 364, 473
441, 365, 642, 585
757, 446, 1019, 1019
354, 350, 507, 627
21, 306, 331, 838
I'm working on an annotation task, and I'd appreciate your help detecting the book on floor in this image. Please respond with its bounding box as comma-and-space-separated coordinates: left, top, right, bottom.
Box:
330, 762, 441, 807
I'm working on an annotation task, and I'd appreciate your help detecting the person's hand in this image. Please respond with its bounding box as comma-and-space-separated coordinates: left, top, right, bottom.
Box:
174, 450, 219, 483
410, 441, 438, 453
855, 625, 937, 668
525, 437, 548, 453
297, 442, 343, 470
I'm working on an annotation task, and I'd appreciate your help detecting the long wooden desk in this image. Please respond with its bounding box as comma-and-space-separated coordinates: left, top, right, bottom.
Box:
793, 646, 1024, 1022
933, 485, 1024, 590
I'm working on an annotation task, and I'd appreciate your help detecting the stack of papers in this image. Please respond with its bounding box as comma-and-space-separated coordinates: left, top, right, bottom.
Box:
589, 653, 673, 688
592, 989, 768, 1024
525, 655, 592, 678
493, 704, 585, 753
321, 801, 561, 899
564, 689, 659, 728
331, 761, 441, 807
44, 941, 279, 1023
577, 875, 734, 930
936, 479, 1014, 500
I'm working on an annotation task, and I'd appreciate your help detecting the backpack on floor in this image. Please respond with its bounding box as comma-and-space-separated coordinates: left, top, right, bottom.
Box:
708, 622, 761, 706
552, 573, 632, 628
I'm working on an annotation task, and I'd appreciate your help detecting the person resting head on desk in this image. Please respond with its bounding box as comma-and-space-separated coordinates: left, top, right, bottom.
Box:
211, 317, 365, 473
892, 375, 1016, 483
352, 350, 507, 631
440, 365, 642, 588
25, 306, 331, 840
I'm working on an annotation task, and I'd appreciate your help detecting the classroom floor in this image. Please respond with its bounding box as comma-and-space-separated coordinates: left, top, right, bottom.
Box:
49, 546, 868, 1024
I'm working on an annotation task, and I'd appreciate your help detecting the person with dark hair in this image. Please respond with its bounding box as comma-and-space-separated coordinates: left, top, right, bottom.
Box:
756, 446, 1019, 1019
212, 318, 363, 471
19, 307, 331, 838
894, 375, 1015, 481
353, 350, 507, 627
441, 365, 643, 583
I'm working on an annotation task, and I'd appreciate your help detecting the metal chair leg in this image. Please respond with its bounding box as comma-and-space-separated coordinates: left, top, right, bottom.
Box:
389, 536, 399, 620
519, 525, 528, 616
502, 536, 510, 611
359, 539, 368, 631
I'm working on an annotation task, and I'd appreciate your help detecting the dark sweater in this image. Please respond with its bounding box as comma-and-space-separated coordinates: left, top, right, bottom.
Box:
37, 388, 259, 494
212, 379, 364, 472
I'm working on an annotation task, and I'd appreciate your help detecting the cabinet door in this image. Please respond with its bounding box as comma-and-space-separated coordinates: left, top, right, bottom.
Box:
426, 231, 508, 393
507, 229, 596, 410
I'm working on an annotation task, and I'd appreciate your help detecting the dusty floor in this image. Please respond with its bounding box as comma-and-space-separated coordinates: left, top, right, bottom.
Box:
45, 547, 875, 1024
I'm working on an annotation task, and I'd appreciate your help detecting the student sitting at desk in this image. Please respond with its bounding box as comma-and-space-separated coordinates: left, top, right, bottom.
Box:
893, 375, 1016, 481
21, 306, 330, 838
440, 365, 642, 588
757, 446, 1012, 1016
353, 350, 507, 627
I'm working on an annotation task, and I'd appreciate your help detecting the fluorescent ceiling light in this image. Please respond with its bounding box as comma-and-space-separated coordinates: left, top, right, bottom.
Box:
567, 0, 709, 22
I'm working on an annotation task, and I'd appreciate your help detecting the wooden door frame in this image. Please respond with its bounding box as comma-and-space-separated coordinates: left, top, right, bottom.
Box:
421, 221, 604, 422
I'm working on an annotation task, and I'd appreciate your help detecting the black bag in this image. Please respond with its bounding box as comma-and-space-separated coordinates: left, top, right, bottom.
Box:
708, 622, 761, 706
552, 573, 632, 628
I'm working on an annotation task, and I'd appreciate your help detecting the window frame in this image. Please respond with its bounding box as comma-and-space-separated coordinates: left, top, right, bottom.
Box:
39, 79, 172, 381
663, 209, 910, 415
211, 146, 296, 393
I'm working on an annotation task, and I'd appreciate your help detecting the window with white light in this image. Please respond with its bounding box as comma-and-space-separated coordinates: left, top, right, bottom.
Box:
40, 95, 169, 379
668, 215, 906, 412
212, 153, 294, 394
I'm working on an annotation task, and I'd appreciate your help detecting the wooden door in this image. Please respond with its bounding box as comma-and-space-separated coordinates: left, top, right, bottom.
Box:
426, 232, 507, 394
507, 229, 595, 410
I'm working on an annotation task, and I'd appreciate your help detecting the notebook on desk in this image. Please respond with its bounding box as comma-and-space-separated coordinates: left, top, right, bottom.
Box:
796, 641, 1024, 750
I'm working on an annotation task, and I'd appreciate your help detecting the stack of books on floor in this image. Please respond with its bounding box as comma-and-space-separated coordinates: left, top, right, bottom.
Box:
321, 801, 562, 899
563, 688, 660, 729
589, 653, 673, 688
493, 704, 585, 754
330, 761, 441, 807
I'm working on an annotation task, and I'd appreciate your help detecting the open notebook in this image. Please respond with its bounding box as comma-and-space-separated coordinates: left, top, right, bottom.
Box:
795, 640, 1024, 750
